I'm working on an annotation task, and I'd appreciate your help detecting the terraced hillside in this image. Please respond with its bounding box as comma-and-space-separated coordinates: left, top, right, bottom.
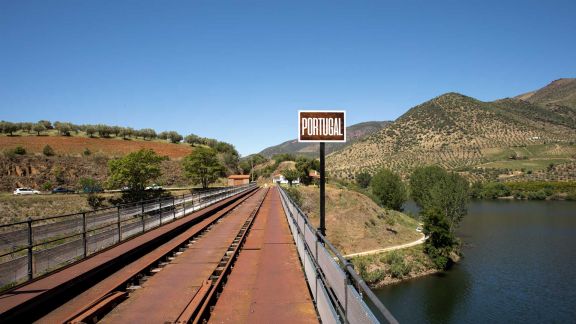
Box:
327, 90, 576, 181
259, 121, 390, 158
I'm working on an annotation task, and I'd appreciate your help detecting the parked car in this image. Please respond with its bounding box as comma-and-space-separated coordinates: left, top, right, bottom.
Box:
145, 184, 163, 191
52, 187, 75, 194
13, 188, 40, 195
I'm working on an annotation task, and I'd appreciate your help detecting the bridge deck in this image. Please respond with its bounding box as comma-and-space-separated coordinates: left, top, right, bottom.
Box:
209, 187, 318, 323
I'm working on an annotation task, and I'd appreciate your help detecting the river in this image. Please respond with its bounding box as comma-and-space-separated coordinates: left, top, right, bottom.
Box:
375, 200, 576, 323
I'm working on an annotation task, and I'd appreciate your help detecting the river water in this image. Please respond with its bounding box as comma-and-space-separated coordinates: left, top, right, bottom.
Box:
374, 200, 576, 323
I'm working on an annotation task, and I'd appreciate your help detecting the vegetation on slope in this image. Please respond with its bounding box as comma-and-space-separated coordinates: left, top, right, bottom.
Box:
259, 121, 390, 158
294, 184, 420, 255
327, 87, 576, 182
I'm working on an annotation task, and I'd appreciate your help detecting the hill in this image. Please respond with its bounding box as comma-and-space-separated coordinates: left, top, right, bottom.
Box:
327, 85, 576, 182
0, 135, 193, 159
293, 184, 420, 254
259, 121, 390, 158
516, 78, 576, 109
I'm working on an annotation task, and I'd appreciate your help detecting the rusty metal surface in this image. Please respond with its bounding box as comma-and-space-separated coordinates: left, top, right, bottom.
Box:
209, 187, 319, 324
99, 189, 267, 323
0, 188, 258, 323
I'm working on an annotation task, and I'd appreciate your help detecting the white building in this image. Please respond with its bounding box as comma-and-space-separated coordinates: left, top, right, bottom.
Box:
272, 173, 300, 185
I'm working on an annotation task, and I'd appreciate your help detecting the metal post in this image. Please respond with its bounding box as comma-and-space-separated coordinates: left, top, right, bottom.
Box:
183, 194, 186, 216
172, 196, 176, 220
159, 198, 162, 226
141, 200, 145, 233
27, 217, 33, 281
117, 206, 121, 242
82, 212, 87, 257
319, 142, 326, 236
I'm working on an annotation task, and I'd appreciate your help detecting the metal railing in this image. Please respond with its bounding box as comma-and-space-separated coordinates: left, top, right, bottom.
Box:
278, 186, 398, 324
0, 183, 256, 290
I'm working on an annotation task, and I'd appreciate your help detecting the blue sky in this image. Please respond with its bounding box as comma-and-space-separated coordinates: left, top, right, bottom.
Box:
1, 1, 575, 156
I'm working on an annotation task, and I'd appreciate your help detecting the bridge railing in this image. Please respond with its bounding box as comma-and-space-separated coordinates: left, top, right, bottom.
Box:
0, 183, 256, 290
278, 186, 398, 324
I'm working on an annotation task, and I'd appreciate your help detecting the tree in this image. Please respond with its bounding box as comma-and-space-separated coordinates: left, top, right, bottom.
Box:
295, 156, 319, 186
43, 145, 55, 156
409, 166, 447, 209
182, 147, 225, 189
409, 166, 469, 269
185, 134, 202, 145
38, 120, 52, 129
410, 166, 469, 232
355, 171, 372, 188
167, 131, 183, 144
283, 169, 300, 186
371, 168, 407, 211
85, 125, 97, 137
422, 207, 456, 269
33, 123, 46, 135
1, 121, 18, 135
108, 149, 167, 201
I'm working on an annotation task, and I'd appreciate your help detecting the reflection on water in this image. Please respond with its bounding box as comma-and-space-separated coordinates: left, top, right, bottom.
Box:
375, 200, 576, 323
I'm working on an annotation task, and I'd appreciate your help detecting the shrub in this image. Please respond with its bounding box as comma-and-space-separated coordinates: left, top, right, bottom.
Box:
43, 145, 55, 156
355, 171, 372, 188
13, 146, 26, 155
83, 148, 91, 156
87, 194, 105, 210
42, 181, 52, 191
284, 186, 302, 206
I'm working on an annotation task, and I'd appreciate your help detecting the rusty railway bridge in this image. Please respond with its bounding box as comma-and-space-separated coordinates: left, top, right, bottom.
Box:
0, 185, 397, 323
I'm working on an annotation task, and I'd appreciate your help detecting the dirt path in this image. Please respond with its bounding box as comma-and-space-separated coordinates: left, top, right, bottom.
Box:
342, 233, 427, 258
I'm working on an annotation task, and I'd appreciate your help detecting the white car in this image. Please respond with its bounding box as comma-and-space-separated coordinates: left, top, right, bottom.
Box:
14, 188, 40, 195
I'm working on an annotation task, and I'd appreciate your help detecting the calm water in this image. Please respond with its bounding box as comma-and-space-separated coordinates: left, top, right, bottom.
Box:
375, 200, 576, 323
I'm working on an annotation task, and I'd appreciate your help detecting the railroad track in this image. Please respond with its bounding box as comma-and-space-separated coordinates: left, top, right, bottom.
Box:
0, 186, 261, 323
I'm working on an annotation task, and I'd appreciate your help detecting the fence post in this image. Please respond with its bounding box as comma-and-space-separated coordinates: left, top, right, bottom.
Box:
141, 200, 145, 233
159, 198, 162, 226
82, 212, 87, 257
183, 194, 186, 217
172, 196, 176, 220
117, 206, 121, 242
27, 217, 33, 281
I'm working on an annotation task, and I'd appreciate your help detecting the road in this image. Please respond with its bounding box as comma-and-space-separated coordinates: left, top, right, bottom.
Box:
341, 233, 427, 259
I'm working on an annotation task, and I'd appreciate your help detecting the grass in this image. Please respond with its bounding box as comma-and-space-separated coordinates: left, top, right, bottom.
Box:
294, 184, 420, 255
349, 245, 436, 287
0, 193, 121, 224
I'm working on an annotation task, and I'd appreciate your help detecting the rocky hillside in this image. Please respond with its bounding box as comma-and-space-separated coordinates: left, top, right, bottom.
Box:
259, 121, 390, 158
516, 78, 576, 109
0, 155, 188, 192
327, 83, 576, 181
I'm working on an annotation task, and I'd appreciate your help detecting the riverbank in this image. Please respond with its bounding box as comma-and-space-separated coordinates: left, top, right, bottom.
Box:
349, 245, 439, 288
471, 181, 576, 200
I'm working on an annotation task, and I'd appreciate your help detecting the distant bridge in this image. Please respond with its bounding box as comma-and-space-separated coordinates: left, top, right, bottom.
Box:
0, 185, 397, 323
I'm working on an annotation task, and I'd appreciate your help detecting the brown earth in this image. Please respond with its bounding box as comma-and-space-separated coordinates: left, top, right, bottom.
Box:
0, 136, 192, 159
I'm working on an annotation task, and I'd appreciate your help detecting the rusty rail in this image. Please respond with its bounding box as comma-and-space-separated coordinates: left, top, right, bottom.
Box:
180, 187, 269, 324
0, 184, 256, 290
0, 186, 259, 323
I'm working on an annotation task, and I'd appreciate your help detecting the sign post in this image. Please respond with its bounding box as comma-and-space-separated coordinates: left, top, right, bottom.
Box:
298, 110, 346, 236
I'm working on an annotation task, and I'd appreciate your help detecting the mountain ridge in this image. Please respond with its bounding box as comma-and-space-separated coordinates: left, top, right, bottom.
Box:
326, 80, 576, 182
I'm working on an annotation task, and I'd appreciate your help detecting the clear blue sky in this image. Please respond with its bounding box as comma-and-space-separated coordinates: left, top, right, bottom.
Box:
1, 0, 575, 156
